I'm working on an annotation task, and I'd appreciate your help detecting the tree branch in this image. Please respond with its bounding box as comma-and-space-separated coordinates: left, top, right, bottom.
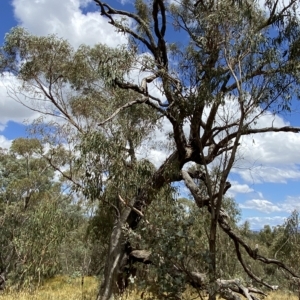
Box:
98, 97, 148, 126
181, 170, 231, 208
181, 170, 300, 288
152, 0, 168, 67
94, 1, 156, 54
218, 207, 300, 279
214, 125, 300, 157
118, 195, 149, 225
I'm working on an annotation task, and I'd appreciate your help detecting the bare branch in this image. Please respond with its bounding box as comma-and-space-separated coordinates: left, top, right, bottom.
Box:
94, 1, 156, 54
181, 170, 231, 208
218, 207, 300, 279
261, 0, 298, 30
152, 0, 168, 67
245, 126, 300, 134
43, 154, 82, 190
214, 125, 300, 156
119, 195, 149, 224
233, 238, 275, 290
114, 78, 168, 107
94, 0, 156, 49
98, 97, 148, 126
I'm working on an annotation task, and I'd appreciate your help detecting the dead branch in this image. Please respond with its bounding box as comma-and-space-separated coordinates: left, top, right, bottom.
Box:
210, 125, 300, 160
181, 170, 300, 292
94, 0, 156, 50
118, 195, 149, 225
181, 170, 231, 208
98, 97, 148, 126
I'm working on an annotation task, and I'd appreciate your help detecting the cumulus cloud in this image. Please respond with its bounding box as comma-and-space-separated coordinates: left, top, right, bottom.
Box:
0, 73, 41, 129
231, 110, 300, 184
229, 181, 254, 195
240, 199, 281, 213
238, 115, 300, 167
0, 135, 13, 150
236, 166, 300, 184
280, 196, 300, 213
244, 216, 286, 230
12, 0, 128, 48
240, 195, 300, 216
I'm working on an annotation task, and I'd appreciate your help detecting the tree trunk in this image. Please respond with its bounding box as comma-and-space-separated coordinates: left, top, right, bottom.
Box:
208, 215, 218, 300
97, 205, 132, 300
97, 152, 181, 300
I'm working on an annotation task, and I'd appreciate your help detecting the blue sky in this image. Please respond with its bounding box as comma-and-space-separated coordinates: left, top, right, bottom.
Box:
1, 0, 300, 230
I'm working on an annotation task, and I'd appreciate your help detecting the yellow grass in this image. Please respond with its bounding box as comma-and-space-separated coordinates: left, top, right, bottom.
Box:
0, 276, 98, 300
264, 291, 298, 300
0, 276, 298, 300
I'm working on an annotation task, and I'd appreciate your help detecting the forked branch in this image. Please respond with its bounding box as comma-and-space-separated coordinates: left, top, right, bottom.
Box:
181, 170, 300, 293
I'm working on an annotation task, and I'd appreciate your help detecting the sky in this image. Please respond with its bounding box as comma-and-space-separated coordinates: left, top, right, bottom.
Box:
1, 0, 300, 230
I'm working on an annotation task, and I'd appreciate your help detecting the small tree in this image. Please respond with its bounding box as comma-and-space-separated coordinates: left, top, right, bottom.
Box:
0, 139, 87, 287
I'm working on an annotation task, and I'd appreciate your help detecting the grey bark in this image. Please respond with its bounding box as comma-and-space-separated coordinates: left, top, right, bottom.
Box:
97, 204, 132, 300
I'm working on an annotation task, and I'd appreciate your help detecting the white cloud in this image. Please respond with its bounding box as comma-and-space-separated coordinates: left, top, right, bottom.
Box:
236, 165, 300, 184
229, 181, 254, 195
257, 191, 263, 199
280, 196, 300, 214
240, 195, 300, 216
240, 199, 281, 213
244, 216, 286, 230
239, 128, 300, 167
0, 73, 40, 128
0, 135, 13, 150
231, 110, 300, 184
12, 0, 128, 48
119, 0, 132, 4
144, 148, 169, 168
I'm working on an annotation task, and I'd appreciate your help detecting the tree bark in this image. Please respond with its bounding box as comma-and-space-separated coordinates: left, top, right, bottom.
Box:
97, 204, 132, 300
96, 152, 183, 300
208, 216, 217, 300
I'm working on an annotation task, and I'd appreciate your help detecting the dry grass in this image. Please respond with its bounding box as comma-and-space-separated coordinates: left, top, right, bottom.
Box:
264, 291, 298, 300
0, 276, 98, 300
0, 277, 298, 300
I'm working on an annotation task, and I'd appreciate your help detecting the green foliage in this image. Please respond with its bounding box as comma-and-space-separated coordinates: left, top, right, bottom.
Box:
0, 139, 90, 287
124, 193, 241, 298
1, 27, 135, 89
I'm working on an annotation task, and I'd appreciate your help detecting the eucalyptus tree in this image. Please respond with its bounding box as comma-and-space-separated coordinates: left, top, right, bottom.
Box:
0, 26, 160, 296
270, 211, 300, 289
91, 0, 300, 299
0, 138, 84, 287
2, 0, 300, 299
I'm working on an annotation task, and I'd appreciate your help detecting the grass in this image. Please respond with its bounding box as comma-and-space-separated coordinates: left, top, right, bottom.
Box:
0, 276, 98, 300
0, 276, 298, 300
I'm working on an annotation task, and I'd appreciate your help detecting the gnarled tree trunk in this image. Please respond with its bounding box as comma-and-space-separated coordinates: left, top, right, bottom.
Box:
97, 152, 181, 300
97, 205, 132, 300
